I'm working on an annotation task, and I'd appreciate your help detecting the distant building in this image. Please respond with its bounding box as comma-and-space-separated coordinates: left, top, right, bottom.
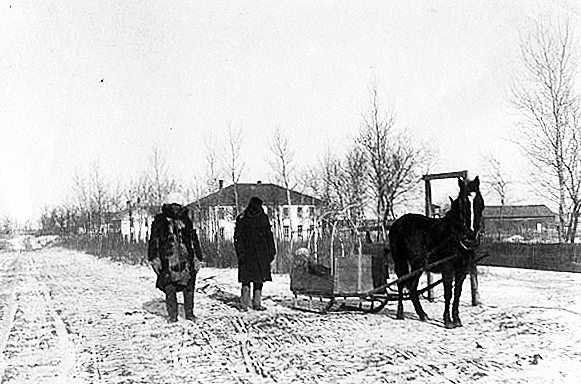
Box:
188, 181, 323, 241
483, 204, 557, 240
111, 205, 160, 242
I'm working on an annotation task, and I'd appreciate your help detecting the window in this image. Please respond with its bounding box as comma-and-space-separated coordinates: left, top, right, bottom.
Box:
217, 207, 225, 220
297, 225, 303, 237
297, 206, 303, 218
284, 226, 290, 238
283, 207, 290, 219
309, 206, 315, 217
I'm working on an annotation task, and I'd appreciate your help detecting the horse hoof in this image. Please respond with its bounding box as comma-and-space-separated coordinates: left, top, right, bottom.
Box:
445, 322, 462, 329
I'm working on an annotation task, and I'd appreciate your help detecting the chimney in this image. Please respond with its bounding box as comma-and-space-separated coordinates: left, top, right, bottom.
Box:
257, 180, 262, 184
218, 180, 224, 190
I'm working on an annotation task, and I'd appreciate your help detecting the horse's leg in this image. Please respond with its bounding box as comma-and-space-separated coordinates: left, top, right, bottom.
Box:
396, 281, 405, 320
409, 275, 429, 321
442, 272, 454, 328
452, 270, 467, 327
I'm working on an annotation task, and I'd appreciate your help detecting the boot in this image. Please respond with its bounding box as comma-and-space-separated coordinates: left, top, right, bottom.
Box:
165, 286, 179, 323
183, 289, 195, 321
240, 285, 251, 312
252, 288, 266, 311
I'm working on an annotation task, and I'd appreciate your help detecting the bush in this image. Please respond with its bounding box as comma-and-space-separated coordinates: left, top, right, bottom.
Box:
62, 235, 148, 265
63, 234, 239, 269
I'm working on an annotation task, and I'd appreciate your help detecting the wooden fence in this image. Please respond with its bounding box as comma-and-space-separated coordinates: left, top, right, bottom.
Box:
60, 235, 581, 274
479, 239, 581, 273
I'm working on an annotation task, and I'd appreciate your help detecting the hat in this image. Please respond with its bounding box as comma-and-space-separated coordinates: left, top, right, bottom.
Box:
248, 196, 263, 207
164, 192, 188, 205
245, 196, 264, 215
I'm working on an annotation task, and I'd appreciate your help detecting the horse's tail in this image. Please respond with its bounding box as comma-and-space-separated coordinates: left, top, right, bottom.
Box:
388, 219, 410, 280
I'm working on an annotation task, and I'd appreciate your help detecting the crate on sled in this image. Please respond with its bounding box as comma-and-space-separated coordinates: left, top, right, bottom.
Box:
290, 214, 392, 312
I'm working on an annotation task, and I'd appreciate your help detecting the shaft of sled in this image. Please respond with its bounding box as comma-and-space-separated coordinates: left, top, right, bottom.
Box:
365, 253, 460, 296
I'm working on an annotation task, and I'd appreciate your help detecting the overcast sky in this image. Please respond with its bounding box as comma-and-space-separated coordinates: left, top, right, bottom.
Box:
1, 0, 580, 223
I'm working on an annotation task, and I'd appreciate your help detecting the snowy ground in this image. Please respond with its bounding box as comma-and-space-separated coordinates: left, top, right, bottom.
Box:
1, 236, 580, 383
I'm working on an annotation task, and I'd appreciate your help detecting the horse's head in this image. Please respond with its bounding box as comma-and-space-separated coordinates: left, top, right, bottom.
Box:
448, 176, 485, 249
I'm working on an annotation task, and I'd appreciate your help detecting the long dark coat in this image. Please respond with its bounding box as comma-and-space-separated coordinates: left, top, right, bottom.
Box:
234, 208, 276, 284
148, 204, 203, 291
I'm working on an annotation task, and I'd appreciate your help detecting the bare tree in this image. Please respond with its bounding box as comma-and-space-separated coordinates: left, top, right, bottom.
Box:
224, 123, 245, 215
482, 152, 510, 207
124, 173, 154, 241
71, 169, 91, 232
357, 88, 395, 225
481, 152, 512, 240
203, 131, 223, 194
315, 146, 346, 211
69, 161, 118, 234
511, 19, 581, 242
148, 145, 177, 206
563, 111, 581, 241
295, 165, 323, 201
88, 160, 110, 233
268, 126, 297, 240
297, 144, 368, 232
357, 88, 429, 225
343, 146, 368, 226
269, 127, 297, 193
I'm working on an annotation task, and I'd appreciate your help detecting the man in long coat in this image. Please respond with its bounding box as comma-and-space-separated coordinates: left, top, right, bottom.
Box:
148, 202, 203, 322
234, 196, 276, 311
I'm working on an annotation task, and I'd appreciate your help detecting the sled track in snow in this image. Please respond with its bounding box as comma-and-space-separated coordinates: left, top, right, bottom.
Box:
0, 251, 79, 383
0, 252, 18, 382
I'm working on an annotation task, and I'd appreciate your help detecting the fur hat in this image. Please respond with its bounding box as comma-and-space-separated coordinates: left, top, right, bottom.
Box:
164, 192, 188, 205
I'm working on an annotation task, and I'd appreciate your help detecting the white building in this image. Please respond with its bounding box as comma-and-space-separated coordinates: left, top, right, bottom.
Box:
112, 205, 160, 243
188, 181, 323, 241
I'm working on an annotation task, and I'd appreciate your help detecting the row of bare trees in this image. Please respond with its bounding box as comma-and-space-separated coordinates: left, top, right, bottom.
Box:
39, 87, 433, 239
40, 146, 189, 236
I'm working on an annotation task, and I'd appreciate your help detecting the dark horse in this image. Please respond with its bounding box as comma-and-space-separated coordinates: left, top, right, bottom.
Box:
389, 176, 484, 328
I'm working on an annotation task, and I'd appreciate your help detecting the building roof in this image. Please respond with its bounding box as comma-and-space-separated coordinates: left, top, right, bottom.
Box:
189, 182, 323, 209
483, 205, 556, 219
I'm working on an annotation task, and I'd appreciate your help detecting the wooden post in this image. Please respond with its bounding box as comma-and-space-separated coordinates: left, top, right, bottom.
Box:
424, 179, 434, 302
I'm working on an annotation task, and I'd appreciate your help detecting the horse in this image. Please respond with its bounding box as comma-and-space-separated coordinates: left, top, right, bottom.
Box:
388, 176, 484, 328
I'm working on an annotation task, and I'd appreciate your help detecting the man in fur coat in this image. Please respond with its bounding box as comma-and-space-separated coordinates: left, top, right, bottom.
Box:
148, 201, 203, 322
234, 196, 276, 311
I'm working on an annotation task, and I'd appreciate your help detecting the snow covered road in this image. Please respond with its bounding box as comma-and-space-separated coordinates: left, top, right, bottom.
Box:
1, 240, 581, 383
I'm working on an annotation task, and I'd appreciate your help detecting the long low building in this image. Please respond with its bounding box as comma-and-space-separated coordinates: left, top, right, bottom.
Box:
188, 181, 323, 241
483, 204, 557, 240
